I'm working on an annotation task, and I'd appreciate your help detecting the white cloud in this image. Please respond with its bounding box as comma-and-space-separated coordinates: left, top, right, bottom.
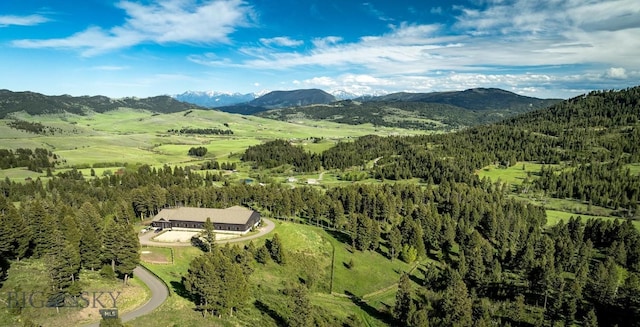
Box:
197, 0, 639, 95
605, 67, 628, 79
293, 70, 636, 99
259, 36, 303, 47
311, 36, 342, 48
12, 0, 254, 56
302, 76, 338, 86
0, 14, 49, 27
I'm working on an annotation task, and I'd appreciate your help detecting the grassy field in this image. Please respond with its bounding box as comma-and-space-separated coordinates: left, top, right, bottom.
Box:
546, 209, 640, 230
129, 220, 425, 326
0, 259, 150, 327
626, 163, 640, 175
0, 108, 425, 182
141, 247, 173, 264
476, 161, 548, 186
476, 162, 639, 231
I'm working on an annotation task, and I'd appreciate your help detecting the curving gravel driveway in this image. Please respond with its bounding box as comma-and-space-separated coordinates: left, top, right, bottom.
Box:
83, 218, 276, 326
83, 266, 169, 327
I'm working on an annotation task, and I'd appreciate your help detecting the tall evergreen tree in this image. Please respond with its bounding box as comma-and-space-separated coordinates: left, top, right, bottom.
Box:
28, 200, 58, 258
268, 233, 286, 265
388, 227, 402, 260
203, 217, 215, 252
394, 273, 414, 325
78, 202, 103, 270
102, 215, 140, 284
288, 284, 312, 327
441, 270, 473, 327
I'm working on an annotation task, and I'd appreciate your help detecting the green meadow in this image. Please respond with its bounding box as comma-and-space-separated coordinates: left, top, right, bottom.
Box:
476, 161, 547, 186
545, 209, 640, 231
1, 108, 425, 182
131, 220, 426, 327
478, 162, 639, 229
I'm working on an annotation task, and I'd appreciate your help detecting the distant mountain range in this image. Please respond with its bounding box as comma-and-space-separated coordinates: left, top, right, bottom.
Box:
256, 88, 561, 130
173, 89, 373, 108
0, 89, 204, 118
0, 88, 560, 131
173, 91, 258, 107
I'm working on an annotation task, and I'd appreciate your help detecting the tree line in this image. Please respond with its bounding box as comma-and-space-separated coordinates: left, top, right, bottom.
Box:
0, 148, 57, 172
168, 128, 233, 135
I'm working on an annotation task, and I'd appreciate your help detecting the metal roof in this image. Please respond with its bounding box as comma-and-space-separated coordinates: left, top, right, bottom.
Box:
151, 206, 255, 225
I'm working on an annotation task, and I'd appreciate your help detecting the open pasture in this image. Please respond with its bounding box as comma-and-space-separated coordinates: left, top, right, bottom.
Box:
0, 109, 425, 180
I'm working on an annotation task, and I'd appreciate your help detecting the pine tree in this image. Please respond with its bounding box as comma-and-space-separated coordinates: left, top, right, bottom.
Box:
102, 215, 140, 284
583, 309, 598, 327
184, 254, 217, 314
288, 284, 312, 327
393, 273, 414, 325
28, 200, 59, 258
389, 227, 402, 260
0, 198, 28, 260
78, 202, 103, 270
184, 250, 250, 317
255, 245, 270, 264
203, 217, 215, 252
268, 233, 286, 265
407, 308, 429, 327
441, 270, 473, 327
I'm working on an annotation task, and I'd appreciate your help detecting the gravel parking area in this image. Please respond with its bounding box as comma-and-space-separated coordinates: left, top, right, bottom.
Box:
153, 230, 200, 242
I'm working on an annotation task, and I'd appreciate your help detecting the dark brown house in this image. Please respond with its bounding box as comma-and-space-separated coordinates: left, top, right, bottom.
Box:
151, 206, 260, 234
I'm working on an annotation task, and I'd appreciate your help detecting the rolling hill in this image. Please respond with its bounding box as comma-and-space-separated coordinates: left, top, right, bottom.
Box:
256, 88, 561, 130
0, 89, 205, 118
364, 87, 560, 111
215, 89, 337, 114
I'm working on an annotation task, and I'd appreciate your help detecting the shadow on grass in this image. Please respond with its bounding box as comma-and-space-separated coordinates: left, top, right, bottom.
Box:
0, 257, 9, 289
171, 280, 194, 301
254, 300, 287, 327
344, 291, 395, 325
408, 273, 424, 286
326, 229, 351, 246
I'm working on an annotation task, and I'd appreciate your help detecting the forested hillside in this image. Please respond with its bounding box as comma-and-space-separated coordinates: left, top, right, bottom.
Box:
367, 88, 560, 111
1, 86, 639, 326
0, 89, 204, 118
256, 88, 561, 131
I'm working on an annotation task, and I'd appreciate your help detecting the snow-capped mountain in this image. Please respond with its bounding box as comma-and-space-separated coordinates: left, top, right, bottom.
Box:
328, 89, 390, 100
174, 89, 390, 107
173, 91, 258, 108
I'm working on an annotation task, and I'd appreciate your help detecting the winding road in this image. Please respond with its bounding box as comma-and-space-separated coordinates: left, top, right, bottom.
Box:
83, 266, 169, 327
85, 218, 276, 325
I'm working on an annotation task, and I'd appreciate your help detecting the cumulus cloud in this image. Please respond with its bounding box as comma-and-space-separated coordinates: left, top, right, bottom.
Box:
0, 14, 49, 27
259, 36, 303, 47
12, 0, 254, 56
605, 67, 628, 79
198, 0, 639, 99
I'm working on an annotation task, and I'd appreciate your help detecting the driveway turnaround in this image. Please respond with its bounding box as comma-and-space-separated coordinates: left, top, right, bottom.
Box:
139, 217, 276, 247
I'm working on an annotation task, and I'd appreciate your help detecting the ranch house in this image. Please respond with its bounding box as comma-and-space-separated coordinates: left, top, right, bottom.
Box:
151, 206, 260, 234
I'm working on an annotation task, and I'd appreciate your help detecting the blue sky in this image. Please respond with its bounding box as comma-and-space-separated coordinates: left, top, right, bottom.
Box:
1, 0, 639, 98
